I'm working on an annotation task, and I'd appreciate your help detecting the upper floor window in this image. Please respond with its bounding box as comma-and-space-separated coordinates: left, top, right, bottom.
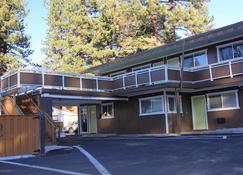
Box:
218, 41, 243, 61
183, 51, 207, 68
167, 57, 179, 66
153, 61, 164, 67
110, 70, 126, 77
207, 90, 239, 111
132, 64, 151, 72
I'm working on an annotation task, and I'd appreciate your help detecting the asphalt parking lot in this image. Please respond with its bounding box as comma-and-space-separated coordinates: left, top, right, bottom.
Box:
1, 135, 243, 175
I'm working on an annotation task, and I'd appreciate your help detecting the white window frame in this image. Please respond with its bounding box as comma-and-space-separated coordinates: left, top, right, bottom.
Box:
101, 102, 114, 119
139, 95, 164, 116
132, 64, 151, 72
217, 40, 243, 62
139, 95, 183, 116
182, 49, 208, 68
110, 70, 126, 77
166, 95, 183, 113
207, 90, 239, 112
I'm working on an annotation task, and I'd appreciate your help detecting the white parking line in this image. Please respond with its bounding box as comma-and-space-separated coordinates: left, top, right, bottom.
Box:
74, 146, 112, 175
0, 155, 35, 161
0, 160, 89, 175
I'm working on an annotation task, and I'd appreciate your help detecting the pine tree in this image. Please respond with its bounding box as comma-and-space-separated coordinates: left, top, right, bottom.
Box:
44, 0, 213, 73
0, 0, 32, 75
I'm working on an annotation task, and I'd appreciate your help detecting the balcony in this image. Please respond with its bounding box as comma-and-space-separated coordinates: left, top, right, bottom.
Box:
1, 57, 243, 95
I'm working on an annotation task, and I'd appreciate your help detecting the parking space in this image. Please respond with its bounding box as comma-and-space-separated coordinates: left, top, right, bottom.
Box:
0, 148, 100, 175
1, 135, 243, 175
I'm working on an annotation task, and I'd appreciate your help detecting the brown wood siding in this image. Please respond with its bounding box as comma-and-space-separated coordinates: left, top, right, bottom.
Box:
137, 72, 149, 85
125, 75, 136, 87
10, 74, 17, 87
151, 69, 165, 82
98, 80, 113, 90
183, 72, 194, 81
1, 78, 8, 89
112, 78, 123, 90
193, 69, 210, 81
44, 74, 62, 86
64, 77, 80, 88
212, 65, 230, 79
232, 62, 243, 75
168, 70, 180, 81
82, 78, 96, 89
20, 72, 42, 85
0, 115, 39, 156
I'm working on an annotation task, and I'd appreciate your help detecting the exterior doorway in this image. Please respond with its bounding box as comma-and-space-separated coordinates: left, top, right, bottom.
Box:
191, 95, 208, 130
79, 105, 97, 134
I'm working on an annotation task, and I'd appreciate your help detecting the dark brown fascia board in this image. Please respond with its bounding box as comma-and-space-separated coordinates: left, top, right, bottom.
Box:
86, 21, 243, 75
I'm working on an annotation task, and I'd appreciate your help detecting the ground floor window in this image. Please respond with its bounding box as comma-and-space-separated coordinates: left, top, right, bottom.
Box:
167, 96, 182, 113
139, 95, 182, 116
101, 103, 114, 119
139, 96, 164, 116
207, 90, 239, 111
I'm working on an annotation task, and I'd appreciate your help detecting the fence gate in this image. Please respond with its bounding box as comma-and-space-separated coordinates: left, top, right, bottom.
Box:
0, 115, 40, 157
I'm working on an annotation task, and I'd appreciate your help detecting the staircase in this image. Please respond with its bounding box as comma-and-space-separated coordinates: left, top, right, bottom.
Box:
0, 96, 24, 115
16, 94, 58, 145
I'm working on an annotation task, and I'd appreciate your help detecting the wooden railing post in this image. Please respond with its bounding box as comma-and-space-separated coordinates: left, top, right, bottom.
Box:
39, 112, 45, 155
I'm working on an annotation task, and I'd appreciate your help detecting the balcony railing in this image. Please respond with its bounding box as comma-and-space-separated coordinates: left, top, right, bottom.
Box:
0, 69, 113, 94
1, 57, 243, 95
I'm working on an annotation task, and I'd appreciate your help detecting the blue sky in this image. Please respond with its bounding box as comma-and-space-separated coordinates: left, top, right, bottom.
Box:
25, 0, 243, 64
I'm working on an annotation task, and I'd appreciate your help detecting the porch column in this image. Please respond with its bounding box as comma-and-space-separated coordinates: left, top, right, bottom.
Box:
163, 90, 169, 134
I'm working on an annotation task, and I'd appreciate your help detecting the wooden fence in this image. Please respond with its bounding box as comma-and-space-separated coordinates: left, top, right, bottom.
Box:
0, 115, 40, 156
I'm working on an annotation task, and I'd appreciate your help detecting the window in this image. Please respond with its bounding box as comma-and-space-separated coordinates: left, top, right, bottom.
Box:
132, 64, 151, 71
153, 61, 164, 67
110, 70, 126, 77
139, 96, 164, 115
218, 41, 243, 61
167, 96, 182, 113
207, 91, 239, 111
101, 103, 114, 119
167, 57, 179, 66
139, 95, 182, 116
183, 51, 207, 68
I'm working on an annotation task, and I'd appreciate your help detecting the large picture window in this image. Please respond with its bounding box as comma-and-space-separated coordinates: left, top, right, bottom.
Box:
183, 51, 207, 68
218, 41, 243, 61
101, 103, 114, 119
139, 95, 182, 116
207, 91, 239, 111
140, 96, 164, 115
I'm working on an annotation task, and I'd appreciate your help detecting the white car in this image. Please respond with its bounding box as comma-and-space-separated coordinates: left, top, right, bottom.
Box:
64, 121, 78, 133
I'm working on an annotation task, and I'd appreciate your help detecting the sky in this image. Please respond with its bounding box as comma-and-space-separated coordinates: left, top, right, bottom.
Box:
25, 0, 243, 65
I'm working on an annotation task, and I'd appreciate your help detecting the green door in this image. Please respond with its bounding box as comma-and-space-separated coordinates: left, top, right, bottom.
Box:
192, 95, 208, 130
